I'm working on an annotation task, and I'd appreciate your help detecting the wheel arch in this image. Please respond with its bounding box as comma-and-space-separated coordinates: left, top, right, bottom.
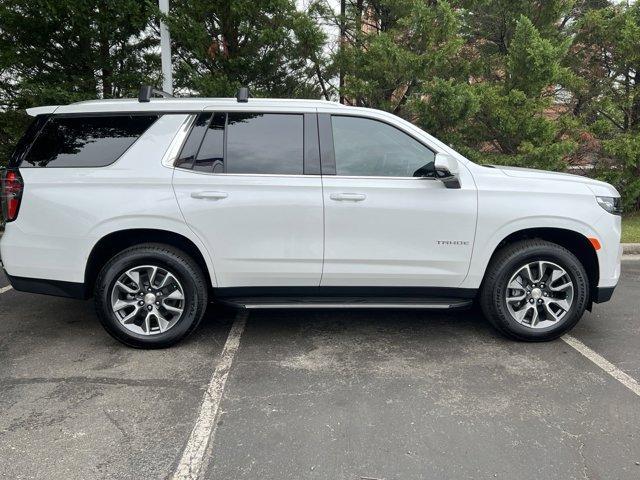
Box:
486, 227, 599, 301
84, 229, 214, 297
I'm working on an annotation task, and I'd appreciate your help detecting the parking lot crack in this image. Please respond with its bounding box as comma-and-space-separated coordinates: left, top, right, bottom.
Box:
540, 417, 590, 479
0, 376, 200, 389
578, 440, 589, 480
103, 408, 131, 441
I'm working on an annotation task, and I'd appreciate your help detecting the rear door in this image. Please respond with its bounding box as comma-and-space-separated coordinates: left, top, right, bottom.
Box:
173, 108, 324, 287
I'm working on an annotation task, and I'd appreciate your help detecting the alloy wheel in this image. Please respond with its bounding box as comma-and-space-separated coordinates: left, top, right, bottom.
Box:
505, 260, 574, 329
110, 265, 185, 335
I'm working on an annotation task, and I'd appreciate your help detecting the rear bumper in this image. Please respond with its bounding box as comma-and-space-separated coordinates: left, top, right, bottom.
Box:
592, 285, 616, 304
5, 272, 87, 299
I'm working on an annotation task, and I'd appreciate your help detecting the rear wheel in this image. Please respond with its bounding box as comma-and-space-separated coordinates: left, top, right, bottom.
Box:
479, 239, 589, 341
94, 243, 207, 348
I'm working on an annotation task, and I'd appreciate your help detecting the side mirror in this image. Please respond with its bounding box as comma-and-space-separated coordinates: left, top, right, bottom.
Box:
434, 153, 461, 189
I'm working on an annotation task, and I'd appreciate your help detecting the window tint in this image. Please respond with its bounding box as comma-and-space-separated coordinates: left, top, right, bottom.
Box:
331, 116, 435, 177
175, 113, 211, 169
226, 113, 303, 175
194, 113, 225, 173
23, 115, 158, 167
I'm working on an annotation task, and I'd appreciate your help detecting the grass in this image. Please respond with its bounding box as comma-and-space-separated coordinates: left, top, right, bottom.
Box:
622, 212, 640, 243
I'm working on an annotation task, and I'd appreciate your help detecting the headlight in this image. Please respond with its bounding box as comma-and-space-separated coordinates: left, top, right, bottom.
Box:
596, 196, 622, 215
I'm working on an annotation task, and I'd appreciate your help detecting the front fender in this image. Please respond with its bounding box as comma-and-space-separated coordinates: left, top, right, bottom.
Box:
460, 215, 602, 289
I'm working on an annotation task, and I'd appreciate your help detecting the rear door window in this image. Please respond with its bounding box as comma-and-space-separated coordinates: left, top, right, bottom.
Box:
174, 113, 211, 169
225, 113, 303, 175
178, 112, 305, 175
21, 114, 158, 167
193, 113, 225, 173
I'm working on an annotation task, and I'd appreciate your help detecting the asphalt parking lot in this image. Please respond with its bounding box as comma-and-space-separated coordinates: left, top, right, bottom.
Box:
1, 261, 639, 480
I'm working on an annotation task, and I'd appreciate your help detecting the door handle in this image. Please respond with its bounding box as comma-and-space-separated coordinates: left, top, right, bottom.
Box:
330, 193, 367, 202
191, 191, 228, 200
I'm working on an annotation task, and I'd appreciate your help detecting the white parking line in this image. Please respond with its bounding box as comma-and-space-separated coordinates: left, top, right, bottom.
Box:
562, 334, 640, 397
0, 285, 12, 294
172, 311, 248, 480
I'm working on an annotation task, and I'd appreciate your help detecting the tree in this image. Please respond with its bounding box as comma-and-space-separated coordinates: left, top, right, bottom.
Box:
410, 5, 576, 171
466, 15, 574, 170
1, 0, 638, 211
163, 0, 326, 98
330, 0, 463, 113
0, 0, 159, 163
570, 3, 640, 210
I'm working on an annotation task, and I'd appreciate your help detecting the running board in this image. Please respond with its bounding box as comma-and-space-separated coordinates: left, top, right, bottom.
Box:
219, 297, 473, 310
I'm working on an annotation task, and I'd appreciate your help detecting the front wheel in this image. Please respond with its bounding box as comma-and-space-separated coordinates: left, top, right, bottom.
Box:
479, 239, 589, 341
94, 243, 208, 348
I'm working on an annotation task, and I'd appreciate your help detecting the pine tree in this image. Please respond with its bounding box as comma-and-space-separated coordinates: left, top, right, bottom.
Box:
463, 15, 574, 170
329, 0, 463, 113
164, 0, 326, 97
571, 3, 640, 210
0, 0, 159, 162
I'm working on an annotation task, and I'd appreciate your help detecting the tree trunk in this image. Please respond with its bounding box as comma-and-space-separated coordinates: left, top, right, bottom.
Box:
100, 38, 112, 98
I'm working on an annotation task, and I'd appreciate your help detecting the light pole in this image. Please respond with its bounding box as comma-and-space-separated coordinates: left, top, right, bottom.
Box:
159, 0, 173, 94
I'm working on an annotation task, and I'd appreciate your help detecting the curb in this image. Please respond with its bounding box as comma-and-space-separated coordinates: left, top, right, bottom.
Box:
623, 243, 640, 255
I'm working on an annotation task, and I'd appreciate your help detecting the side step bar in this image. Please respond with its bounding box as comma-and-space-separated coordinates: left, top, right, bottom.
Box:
219, 297, 473, 310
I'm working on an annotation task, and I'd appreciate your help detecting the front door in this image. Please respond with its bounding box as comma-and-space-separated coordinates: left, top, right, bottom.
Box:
173, 110, 324, 287
320, 114, 477, 288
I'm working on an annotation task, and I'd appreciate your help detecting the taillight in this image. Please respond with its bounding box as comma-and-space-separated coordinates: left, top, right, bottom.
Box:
1, 168, 23, 222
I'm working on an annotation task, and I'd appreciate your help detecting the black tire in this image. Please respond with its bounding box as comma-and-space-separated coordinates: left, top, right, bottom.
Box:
94, 243, 208, 348
479, 239, 589, 341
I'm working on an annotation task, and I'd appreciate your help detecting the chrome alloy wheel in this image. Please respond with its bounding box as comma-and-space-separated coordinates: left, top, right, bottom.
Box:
505, 260, 574, 329
110, 265, 185, 336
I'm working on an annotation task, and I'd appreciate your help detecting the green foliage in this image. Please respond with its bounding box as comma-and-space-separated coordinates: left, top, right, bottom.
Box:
0, 0, 159, 102
409, 78, 479, 147
601, 134, 640, 211
0, 109, 29, 165
507, 16, 570, 96
335, 0, 463, 111
0, 0, 160, 163
466, 15, 575, 169
164, 0, 326, 97
0, 0, 639, 209
570, 3, 640, 209
466, 87, 575, 171
622, 212, 640, 243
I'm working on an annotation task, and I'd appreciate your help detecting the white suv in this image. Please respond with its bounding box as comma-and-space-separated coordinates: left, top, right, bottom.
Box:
0, 88, 622, 348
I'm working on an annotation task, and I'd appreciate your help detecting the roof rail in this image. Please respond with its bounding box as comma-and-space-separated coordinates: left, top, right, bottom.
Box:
138, 85, 174, 103
236, 87, 250, 103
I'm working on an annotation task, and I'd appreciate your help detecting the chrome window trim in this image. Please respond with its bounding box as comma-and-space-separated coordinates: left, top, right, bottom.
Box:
161, 114, 197, 168
171, 169, 433, 180
173, 168, 321, 179
331, 175, 436, 181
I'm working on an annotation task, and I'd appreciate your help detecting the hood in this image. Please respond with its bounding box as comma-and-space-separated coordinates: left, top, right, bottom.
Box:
495, 165, 619, 197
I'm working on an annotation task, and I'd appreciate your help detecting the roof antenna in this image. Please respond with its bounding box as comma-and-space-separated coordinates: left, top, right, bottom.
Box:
138, 85, 174, 103
236, 87, 250, 103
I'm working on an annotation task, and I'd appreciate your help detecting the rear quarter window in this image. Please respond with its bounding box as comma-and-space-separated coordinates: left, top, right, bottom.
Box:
20, 114, 159, 168
7, 114, 50, 168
